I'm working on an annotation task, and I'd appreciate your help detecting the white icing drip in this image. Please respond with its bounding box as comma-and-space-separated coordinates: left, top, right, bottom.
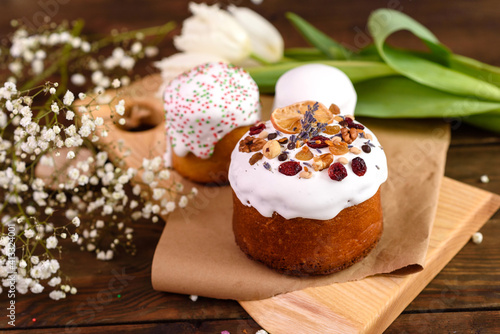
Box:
272, 64, 357, 116
229, 120, 387, 220
163, 62, 261, 159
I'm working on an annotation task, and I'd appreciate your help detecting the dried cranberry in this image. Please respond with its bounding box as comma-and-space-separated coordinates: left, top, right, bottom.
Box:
249, 123, 265, 135
328, 162, 347, 181
350, 123, 365, 130
343, 117, 365, 130
278, 161, 302, 176
306, 135, 329, 149
361, 145, 371, 153
351, 157, 367, 176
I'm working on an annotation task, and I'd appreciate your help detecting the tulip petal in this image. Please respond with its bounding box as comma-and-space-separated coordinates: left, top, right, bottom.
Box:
228, 6, 284, 63
174, 3, 251, 64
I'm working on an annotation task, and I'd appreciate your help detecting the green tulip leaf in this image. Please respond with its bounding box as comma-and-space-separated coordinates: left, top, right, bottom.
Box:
247, 60, 398, 94
355, 76, 500, 118
286, 12, 353, 60
368, 9, 500, 102
465, 111, 500, 133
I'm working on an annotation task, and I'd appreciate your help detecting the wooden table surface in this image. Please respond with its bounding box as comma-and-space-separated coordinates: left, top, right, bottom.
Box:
2, 1, 500, 333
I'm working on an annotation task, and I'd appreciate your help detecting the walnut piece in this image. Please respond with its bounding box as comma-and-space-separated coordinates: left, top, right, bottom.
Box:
239, 136, 266, 153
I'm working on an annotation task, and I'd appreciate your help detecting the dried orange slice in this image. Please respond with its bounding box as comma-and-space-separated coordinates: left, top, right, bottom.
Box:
270, 100, 333, 134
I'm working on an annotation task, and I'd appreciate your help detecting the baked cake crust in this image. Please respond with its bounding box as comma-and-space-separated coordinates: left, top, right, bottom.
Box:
172, 125, 250, 184
232, 189, 383, 276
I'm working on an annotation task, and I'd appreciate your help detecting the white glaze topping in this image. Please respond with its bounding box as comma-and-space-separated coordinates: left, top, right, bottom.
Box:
228, 119, 387, 220
273, 64, 357, 116
163, 62, 261, 159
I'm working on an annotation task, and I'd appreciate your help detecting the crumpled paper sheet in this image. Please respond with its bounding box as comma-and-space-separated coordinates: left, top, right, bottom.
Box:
152, 97, 450, 301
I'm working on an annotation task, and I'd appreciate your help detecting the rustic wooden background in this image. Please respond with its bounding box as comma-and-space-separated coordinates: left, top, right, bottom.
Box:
1, 0, 500, 333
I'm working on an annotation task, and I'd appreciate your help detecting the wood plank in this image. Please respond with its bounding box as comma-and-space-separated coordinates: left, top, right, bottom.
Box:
24, 322, 198, 334
240, 177, 500, 334
445, 145, 500, 194
21, 310, 500, 334
0, 216, 247, 329
407, 217, 500, 311
387, 310, 500, 334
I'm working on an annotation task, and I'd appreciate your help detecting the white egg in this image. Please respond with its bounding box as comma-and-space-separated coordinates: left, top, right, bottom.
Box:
273, 64, 357, 115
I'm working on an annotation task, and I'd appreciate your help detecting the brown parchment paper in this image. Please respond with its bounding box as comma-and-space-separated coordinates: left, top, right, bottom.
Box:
151, 97, 450, 301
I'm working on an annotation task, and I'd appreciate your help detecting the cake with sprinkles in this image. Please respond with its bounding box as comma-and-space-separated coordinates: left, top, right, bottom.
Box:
229, 100, 388, 276
163, 62, 261, 183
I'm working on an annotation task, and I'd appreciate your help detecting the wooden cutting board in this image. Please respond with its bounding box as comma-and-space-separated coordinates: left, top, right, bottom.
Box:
87, 75, 500, 334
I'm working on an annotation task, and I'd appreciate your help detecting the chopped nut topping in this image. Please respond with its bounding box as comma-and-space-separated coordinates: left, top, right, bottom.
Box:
337, 157, 348, 165
262, 140, 281, 159
295, 146, 314, 161
258, 130, 269, 139
239, 136, 266, 153
341, 127, 353, 144
350, 128, 358, 141
249, 152, 263, 165
334, 116, 344, 122
364, 132, 373, 140
312, 153, 333, 171
341, 127, 359, 144
350, 147, 361, 154
299, 170, 313, 179
331, 136, 342, 143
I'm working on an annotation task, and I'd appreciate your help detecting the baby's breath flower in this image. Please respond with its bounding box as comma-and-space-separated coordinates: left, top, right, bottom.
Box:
70, 73, 86, 86
48, 276, 61, 287
24, 229, 35, 239
49, 290, 66, 300
51, 102, 59, 114
179, 196, 188, 208
166, 201, 176, 212
72, 217, 81, 227
31, 283, 44, 294
63, 90, 75, 106
46, 235, 58, 249
66, 110, 75, 120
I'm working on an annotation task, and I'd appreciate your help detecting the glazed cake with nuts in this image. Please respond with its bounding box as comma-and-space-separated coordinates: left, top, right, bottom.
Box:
228, 100, 388, 276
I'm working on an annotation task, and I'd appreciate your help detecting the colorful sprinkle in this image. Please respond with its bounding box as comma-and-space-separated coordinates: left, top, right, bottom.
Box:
164, 62, 261, 158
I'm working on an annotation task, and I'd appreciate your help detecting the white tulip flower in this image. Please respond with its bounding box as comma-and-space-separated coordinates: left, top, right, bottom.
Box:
174, 3, 251, 64
228, 6, 284, 63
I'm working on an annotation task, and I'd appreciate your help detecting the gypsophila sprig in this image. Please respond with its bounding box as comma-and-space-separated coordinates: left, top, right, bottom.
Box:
0, 17, 187, 301
0, 80, 195, 300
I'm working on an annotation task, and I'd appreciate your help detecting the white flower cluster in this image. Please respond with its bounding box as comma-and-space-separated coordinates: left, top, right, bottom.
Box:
7, 21, 160, 95
0, 80, 195, 300
8, 27, 91, 80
